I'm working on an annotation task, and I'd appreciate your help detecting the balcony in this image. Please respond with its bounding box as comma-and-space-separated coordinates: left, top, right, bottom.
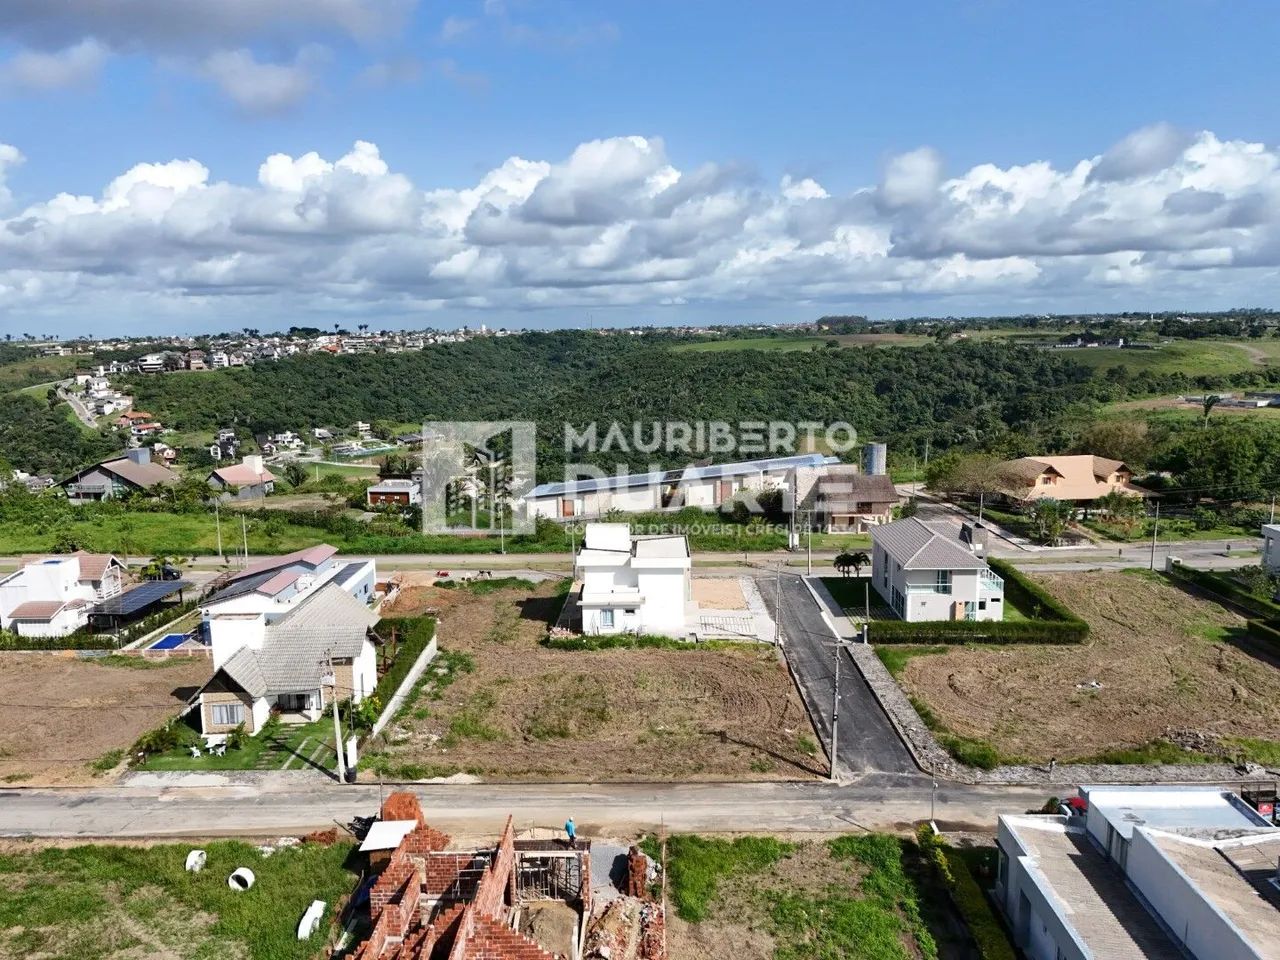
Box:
980, 570, 1004, 592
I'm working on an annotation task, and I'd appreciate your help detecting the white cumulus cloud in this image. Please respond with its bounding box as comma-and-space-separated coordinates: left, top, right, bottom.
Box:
1, 126, 1280, 328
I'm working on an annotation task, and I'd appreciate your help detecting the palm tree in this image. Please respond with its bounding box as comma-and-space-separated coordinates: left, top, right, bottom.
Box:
1201, 393, 1221, 427
834, 552, 855, 577
849, 550, 870, 578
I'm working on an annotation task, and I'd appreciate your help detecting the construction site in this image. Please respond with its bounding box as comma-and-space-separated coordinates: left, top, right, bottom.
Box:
349, 792, 666, 960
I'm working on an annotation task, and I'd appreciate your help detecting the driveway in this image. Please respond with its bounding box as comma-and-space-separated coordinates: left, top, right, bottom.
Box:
758, 571, 920, 779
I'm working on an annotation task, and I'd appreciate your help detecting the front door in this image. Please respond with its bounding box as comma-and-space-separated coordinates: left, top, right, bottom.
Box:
561, 498, 576, 517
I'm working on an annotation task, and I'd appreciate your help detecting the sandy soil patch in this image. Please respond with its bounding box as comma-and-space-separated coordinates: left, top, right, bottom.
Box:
691, 578, 747, 610
0, 654, 209, 786
900, 571, 1280, 761
371, 583, 820, 781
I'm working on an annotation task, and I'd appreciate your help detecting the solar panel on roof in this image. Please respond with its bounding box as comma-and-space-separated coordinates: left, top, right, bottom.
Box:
91, 580, 190, 616
333, 562, 364, 586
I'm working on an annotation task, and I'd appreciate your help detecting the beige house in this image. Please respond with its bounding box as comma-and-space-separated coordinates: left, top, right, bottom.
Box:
997, 455, 1148, 508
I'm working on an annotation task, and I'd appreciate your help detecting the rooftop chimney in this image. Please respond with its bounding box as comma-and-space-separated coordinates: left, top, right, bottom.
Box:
244, 454, 264, 475
126, 448, 151, 466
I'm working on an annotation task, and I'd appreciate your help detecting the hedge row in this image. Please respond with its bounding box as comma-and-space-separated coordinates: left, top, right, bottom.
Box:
1163, 564, 1280, 652
987, 558, 1087, 628
372, 616, 436, 709
870, 559, 1088, 645
872, 618, 1085, 644
916, 826, 1017, 960
1247, 619, 1280, 652
1165, 562, 1280, 620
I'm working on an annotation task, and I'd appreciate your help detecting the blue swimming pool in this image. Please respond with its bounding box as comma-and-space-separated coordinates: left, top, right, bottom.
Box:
148, 633, 190, 650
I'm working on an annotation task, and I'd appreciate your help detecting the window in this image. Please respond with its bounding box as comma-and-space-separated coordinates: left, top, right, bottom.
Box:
211, 703, 244, 726
599, 609, 615, 628
934, 570, 952, 594
978, 599, 987, 611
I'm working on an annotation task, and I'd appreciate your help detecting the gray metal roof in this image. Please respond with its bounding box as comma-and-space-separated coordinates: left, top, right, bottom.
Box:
213, 583, 378, 697
871, 517, 988, 569
528, 453, 836, 499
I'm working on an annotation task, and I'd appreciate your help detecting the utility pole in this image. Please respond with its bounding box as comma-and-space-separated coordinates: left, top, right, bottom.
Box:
214, 499, 223, 562
806, 512, 812, 577
240, 514, 248, 567
829, 639, 841, 782
324, 652, 347, 783
1149, 501, 1161, 571
864, 579, 870, 621
773, 563, 782, 644
1271, 494, 1275, 524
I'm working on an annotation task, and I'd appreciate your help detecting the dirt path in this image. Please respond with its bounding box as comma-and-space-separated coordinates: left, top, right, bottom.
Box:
900, 571, 1280, 761
370, 583, 822, 781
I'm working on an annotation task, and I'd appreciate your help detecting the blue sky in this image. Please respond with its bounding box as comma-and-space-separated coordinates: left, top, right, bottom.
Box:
0, 0, 1278, 336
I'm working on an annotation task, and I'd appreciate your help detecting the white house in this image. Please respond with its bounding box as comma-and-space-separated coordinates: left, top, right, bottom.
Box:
996, 785, 1279, 960
1262, 523, 1280, 573
572, 523, 694, 636
870, 517, 1004, 621
527, 453, 835, 520
0, 553, 124, 637
196, 545, 379, 736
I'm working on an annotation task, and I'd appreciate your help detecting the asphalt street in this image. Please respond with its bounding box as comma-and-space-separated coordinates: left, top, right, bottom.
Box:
761, 571, 919, 778
0, 777, 1049, 839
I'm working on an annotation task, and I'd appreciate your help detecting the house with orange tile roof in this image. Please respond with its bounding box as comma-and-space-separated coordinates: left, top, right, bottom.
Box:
996, 455, 1150, 508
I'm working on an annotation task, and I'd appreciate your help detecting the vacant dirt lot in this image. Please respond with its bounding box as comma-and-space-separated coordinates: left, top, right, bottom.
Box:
691, 578, 746, 610
900, 571, 1280, 762
370, 582, 821, 781
0, 654, 208, 786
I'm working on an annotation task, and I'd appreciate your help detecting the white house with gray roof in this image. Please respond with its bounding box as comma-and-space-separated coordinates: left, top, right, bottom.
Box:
870, 516, 1004, 621
195, 544, 379, 737
197, 582, 380, 736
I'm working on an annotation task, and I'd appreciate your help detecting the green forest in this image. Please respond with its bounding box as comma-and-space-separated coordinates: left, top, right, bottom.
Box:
113, 332, 1260, 478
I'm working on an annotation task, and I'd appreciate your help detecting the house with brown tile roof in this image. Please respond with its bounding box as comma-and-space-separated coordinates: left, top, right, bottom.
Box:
61, 448, 180, 503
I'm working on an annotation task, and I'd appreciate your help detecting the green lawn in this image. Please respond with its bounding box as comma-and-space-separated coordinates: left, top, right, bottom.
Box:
0, 511, 337, 556
139, 716, 339, 773
0, 353, 88, 392
0, 839, 357, 960
1060, 340, 1266, 377
820, 575, 889, 618
648, 833, 948, 959
810, 532, 873, 551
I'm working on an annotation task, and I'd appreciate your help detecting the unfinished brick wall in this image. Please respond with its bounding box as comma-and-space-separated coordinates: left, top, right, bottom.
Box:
471, 816, 516, 918
463, 916, 558, 960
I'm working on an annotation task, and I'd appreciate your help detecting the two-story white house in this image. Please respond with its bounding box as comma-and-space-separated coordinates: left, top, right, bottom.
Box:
0, 553, 125, 637
870, 517, 1005, 621
573, 523, 694, 636
195, 545, 380, 737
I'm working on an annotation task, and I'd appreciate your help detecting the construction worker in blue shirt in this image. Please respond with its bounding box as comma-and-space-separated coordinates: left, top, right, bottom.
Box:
565, 817, 576, 848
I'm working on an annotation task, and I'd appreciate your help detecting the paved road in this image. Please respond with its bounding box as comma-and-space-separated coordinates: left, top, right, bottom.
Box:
761, 572, 919, 779
0, 777, 1048, 839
